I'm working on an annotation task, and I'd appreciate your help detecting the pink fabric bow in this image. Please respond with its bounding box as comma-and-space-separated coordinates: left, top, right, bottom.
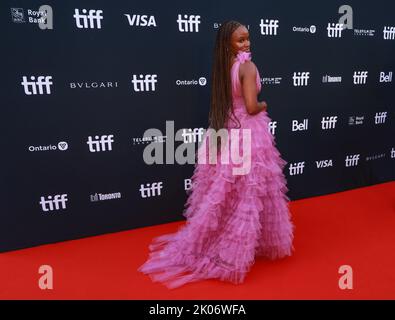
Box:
236, 51, 252, 63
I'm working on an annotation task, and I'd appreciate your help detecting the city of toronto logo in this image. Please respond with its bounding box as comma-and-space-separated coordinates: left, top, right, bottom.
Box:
142, 121, 252, 175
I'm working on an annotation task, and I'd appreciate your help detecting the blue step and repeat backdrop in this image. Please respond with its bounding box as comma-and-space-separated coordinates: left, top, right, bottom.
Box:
1, 0, 394, 252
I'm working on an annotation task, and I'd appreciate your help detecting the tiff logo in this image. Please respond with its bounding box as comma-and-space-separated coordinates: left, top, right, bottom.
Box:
124, 14, 157, 27
379, 71, 392, 83
292, 119, 308, 131
73, 9, 103, 29
139, 182, 163, 198
383, 26, 395, 40
131, 74, 157, 92
345, 154, 360, 167
353, 71, 368, 84
182, 128, 205, 143
87, 135, 114, 152
21, 76, 53, 95
327, 23, 343, 37
374, 112, 387, 124
321, 116, 338, 129
260, 19, 279, 35
177, 14, 200, 32
268, 121, 277, 135
39, 194, 68, 212
293, 72, 310, 86
289, 162, 305, 175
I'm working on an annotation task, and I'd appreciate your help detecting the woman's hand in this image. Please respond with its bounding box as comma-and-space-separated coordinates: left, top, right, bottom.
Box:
259, 101, 268, 112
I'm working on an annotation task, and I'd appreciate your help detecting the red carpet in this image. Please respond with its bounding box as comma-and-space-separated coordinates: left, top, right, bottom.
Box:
1, 181, 394, 299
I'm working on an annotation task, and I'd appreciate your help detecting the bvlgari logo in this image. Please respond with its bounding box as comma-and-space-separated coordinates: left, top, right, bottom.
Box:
69, 81, 119, 89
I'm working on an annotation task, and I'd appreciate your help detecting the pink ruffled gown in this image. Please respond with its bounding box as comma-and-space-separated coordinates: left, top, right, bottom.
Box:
137, 51, 294, 289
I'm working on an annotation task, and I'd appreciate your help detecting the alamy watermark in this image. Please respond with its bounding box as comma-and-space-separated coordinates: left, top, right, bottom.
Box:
142, 121, 252, 175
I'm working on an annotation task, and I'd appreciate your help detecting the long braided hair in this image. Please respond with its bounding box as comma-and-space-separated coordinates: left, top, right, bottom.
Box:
208, 20, 242, 152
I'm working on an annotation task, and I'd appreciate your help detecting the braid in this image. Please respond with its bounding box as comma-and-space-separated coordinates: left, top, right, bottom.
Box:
209, 20, 242, 152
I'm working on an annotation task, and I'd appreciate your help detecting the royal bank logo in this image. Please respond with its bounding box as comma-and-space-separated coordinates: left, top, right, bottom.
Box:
11, 5, 53, 29
177, 14, 201, 32
260, 19, 279, 35
11, 8, 25, 23
124, 14, 157, 27
73, 9, 103, 29
348, 116, 364, 126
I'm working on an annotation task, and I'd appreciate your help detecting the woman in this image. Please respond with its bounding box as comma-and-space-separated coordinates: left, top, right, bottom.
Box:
138, 20, 294, 289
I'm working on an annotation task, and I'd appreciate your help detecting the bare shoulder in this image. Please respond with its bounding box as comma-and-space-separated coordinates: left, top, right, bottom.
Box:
239, 60, 257, 79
